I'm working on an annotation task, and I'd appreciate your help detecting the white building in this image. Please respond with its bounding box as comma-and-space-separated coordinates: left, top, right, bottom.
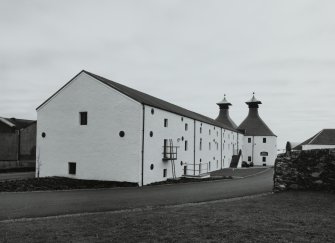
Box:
36, 70, 276, 186
237, 94, 277, 166
293, 129, 335, 151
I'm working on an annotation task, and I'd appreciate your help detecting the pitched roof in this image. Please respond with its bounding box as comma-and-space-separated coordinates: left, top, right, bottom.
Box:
237, 112, 276, 136
37, 70, 239, 132
0, 117, 36, 129
294, 129, 335, 149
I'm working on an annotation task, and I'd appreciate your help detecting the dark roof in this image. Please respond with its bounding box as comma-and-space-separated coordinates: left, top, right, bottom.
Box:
237, 111, 276, 136
37, 70, 238, 132
294, 129, 335, 149
0, 117, 36, 129
246, 93, 262, 105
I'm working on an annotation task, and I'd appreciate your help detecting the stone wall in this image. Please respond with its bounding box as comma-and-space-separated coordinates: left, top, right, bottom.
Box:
274, 149, 335, 192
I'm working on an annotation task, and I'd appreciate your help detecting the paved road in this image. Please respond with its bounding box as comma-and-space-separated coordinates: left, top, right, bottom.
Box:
0, 168, 273, 221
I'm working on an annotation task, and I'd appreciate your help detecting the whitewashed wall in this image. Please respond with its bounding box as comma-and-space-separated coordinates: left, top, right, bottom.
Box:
37, 72, 143, 183
302, 145, 335, 150
194, 121, 222, 174
143, 106, 195, 185
242, 136, 277, 166
142, 105, 243, 185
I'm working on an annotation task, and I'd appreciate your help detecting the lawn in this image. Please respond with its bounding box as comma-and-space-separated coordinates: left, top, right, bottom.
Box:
1, 191, 334, 242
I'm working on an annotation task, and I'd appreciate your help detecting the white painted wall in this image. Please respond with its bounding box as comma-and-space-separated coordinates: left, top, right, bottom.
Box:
143, 106, 195, 185
242, 136, 277, 166
36, 72, 143, 184
194, 121, 222, 174
221, 129, 241, 168
142, 105, 243, 185
302, 145, 335, 150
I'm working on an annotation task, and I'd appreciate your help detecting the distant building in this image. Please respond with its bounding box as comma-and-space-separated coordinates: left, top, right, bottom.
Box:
237, 94, 277, 166
36, 70, 277, 185
293, 129, 335, 150
0, 117, 36, 168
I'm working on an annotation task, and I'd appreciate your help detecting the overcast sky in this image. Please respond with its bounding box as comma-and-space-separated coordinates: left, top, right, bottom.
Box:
1, 0, 335, 149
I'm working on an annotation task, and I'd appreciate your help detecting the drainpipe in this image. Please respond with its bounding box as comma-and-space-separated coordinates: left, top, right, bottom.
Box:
252, 136, 255, 164
193, 120, 196, 176
17, 129, 21, 166
220, 128, 223, 169
141, 105, 145, 187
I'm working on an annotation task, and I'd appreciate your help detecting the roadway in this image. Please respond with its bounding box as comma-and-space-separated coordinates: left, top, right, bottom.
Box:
0, 168, 273, 221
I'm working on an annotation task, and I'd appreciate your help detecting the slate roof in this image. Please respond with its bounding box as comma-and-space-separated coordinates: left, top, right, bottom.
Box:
0, 117, 36, 129
293, 129, 335, 149
37, 70, 239, 132
238, 114, 276, 136
237, 94, 276, 136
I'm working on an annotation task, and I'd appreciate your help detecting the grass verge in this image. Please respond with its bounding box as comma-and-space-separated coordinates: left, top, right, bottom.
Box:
1, 191, 334, 242
0, 177, 137, 192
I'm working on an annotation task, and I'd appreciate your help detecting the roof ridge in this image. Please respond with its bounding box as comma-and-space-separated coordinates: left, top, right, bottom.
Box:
308, 129, 324, 144
84, 70, 239, 132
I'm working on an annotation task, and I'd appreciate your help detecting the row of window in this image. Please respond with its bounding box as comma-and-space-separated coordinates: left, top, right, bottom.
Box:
248, 137, 267, 143
248, 156, 267, 162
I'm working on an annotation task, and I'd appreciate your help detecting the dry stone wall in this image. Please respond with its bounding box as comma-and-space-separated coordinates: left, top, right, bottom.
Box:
273, 149, 335, 192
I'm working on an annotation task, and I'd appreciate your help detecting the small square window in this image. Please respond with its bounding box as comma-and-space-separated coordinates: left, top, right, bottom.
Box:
248, 138, 251, 143
263, 138, 267, 143
163, 169, 167, 177
248, 156, 252, 162
80, 112, 87, 125
68, 162, 76, 175
164, 119, 168, 127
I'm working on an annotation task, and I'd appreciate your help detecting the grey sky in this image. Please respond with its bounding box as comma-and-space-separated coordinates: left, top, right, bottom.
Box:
1, 0, 335, 149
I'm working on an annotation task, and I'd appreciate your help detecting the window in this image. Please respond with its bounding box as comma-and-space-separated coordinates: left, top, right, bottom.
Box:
185, 140, 188, 151
185, 123, 188, 131
41, 132, 46, 138
68, 162, 76, 175
262, 157, 266, 162
209, 142, 211, 150
200, 127, 202, 134
150, 131, 153, 137
209, 129, 211, 135
184, 166, 187, 175
164, 119, 168, 127
163, 169, 167, 177
151, 108, 154, 114
200, 138, 202, 150
248, 138, 251, 143
80, 112, 87, 125
119, 131, 125, 137
150, 164, 154, 170
181, 117, 184, 121
248, 156, 252, 162
209, 162, 211, 171
163, 139, 168, 158
263, 138, 267, 143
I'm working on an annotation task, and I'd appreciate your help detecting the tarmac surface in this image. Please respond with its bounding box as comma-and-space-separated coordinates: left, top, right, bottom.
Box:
0, 168, 273, 221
